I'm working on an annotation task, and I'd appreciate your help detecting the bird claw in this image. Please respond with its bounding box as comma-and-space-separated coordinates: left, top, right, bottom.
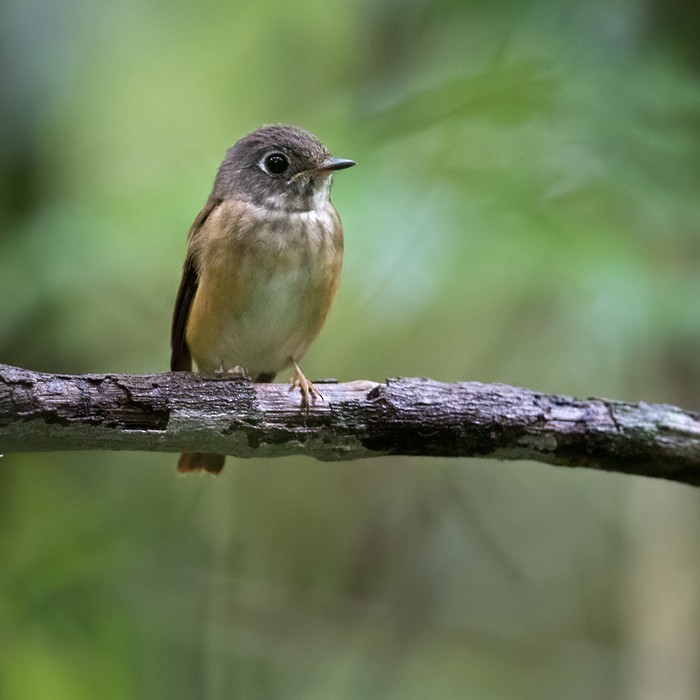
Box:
215, 365, 250, 379
289, 360, 323, 411
227, 365, 250, 379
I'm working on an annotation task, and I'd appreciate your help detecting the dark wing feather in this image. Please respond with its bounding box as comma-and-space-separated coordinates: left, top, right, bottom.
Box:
170, 196, 221, 371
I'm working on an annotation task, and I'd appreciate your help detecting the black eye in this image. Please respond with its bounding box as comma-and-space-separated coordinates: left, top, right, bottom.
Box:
263, 152, 289, 175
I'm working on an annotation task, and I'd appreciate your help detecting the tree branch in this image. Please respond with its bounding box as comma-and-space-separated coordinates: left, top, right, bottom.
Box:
1, 363, 699, 485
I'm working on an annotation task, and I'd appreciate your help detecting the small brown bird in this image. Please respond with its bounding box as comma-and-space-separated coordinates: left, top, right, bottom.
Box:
170, 125, 355, 474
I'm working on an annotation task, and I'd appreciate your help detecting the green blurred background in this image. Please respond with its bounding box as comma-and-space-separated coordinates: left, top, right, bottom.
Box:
2, 0, 700, 698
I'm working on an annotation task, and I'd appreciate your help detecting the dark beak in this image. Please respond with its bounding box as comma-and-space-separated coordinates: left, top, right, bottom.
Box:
317, 157, 356, 172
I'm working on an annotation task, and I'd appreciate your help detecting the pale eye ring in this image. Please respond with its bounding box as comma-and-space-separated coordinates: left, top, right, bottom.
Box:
262, 152, 289, 175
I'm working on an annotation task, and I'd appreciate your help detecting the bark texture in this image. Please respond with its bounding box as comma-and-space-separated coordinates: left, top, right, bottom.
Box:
1, 363, 699, 485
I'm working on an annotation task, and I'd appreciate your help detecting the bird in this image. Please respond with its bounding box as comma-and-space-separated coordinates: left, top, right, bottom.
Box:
170, 125, 355, 474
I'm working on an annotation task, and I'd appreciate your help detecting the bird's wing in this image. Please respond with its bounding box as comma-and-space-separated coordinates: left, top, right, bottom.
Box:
170, 196, 221, 371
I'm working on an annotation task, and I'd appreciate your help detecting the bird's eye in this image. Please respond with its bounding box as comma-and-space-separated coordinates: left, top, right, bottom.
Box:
263, 152, 289, 175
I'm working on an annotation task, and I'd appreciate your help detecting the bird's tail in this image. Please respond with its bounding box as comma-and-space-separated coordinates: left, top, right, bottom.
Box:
175, 371, 275, 475
177, 452, 225, 475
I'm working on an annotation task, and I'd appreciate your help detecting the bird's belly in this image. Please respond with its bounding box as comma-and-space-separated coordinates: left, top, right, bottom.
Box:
186, 219, 340, 378
219, 266, 328, 376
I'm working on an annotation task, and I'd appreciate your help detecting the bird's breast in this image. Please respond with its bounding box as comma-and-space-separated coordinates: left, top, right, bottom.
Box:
186, 200, 343, 376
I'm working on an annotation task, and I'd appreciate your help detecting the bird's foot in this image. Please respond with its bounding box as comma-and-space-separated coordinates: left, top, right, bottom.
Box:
227, 365, 250, 379
215, 365, 250, 379
289, 360, 323, 411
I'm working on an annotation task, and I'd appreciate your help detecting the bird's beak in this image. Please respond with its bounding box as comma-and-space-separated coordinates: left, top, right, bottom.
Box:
317, 157, 356, 173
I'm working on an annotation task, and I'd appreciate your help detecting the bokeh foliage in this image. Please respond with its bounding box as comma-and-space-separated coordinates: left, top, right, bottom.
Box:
1, 1, 700, 698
